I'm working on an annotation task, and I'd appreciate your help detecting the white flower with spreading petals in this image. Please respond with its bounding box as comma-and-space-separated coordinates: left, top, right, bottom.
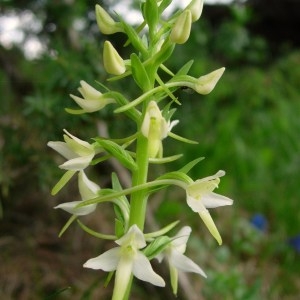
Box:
70, 80, 115, 113
54, 171, 99, 215
84, 225, 165, 300
186, 170, 233, 245
47, 129, 95, 171
157, 226, 206, 295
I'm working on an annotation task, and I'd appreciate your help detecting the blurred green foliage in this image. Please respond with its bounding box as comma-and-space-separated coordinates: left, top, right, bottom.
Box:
0, 1, 299, 299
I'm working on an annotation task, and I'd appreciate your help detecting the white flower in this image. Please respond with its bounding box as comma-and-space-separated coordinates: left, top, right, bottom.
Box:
158, 226, 206, 295
84, 225, 165, 300
186, 170, 233, 245
54, 171, 99, 215
47, 129, 95, 171
141, 101, 178, 158
70, 80, 115, 113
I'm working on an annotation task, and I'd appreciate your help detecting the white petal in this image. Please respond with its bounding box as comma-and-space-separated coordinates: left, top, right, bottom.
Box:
78, 171, 100, 200
47, 141, 76, 160
195, 170, 225, 184
201, 192, 233, 208
70, 94, 107, 112
132, 252, 165, 287
80, 80, 102, 99
186, 194, 206, 213
54, 200, 96, 215
59, 155, 93, 170
63, 129, 94, 151
83, 248, 120, 271
116, 225, 146, 249
171, 226, 191, 253
169, 250, 206, 277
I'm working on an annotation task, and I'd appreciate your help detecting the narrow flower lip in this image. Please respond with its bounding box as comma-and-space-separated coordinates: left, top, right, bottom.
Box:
199, 209, 222, 245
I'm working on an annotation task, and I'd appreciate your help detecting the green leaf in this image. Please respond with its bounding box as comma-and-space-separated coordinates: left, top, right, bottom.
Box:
130, 53, 151, 91
143, 236, 171, 260
95, 138, 137, 171
179, 157, 205, 174
176, 59, 194, 76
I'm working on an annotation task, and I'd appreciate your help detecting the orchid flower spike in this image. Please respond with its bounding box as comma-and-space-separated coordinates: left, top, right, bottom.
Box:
186, 170, 233, 245
84, 225, 165, 300
157, 226, 206, 295
47, 129, 95, 171
70, 80, 115, 113
54, 171, 99, 216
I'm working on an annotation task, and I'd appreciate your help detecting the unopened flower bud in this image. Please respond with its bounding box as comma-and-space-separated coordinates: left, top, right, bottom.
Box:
141, 101, 168, 158
95, 4, 123, 35
194, 67, 225, 94
103, 41, 126, 75
186, 0, 204, 22
170, 10, 192, 44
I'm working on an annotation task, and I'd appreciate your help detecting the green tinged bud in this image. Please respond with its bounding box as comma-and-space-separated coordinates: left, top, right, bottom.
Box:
103, 41, 126, 75
95, 4, 123, 34
170, 10, 192, 44
186, 0, 204, 22
143, 0, 159, 35
194, 67, 225, 94
141, 101, 168, 158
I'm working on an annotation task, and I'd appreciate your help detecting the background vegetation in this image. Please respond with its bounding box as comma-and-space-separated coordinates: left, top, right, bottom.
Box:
1, 0, 299, 299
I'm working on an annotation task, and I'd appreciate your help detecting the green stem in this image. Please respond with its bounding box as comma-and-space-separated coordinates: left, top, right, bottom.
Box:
128, 133, 149, 230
